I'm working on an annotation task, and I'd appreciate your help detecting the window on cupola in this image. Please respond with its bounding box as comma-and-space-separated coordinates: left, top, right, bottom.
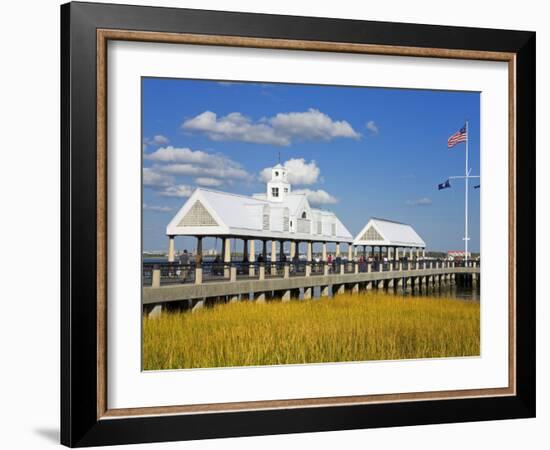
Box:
272, 187, 279, 197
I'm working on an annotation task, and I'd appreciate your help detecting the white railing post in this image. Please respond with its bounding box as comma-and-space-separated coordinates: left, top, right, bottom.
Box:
152, 268, 161, 288
195, 267, 203, 285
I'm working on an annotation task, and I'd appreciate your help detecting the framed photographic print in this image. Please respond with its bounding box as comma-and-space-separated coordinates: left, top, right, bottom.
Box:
61, 1, 536, 447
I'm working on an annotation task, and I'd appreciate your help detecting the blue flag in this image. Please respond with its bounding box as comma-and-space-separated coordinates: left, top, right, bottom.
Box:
438, 179, 451, 190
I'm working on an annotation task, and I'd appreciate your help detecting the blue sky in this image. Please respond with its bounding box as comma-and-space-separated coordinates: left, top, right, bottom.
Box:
142, 78, 480, 253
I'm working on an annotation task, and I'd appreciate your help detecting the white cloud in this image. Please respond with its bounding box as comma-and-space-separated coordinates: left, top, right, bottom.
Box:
271, 109, 360, 141
366, 120, 379, 135
182, 109, 360, 146
260, 158, 321, 186
406, 197, 432, 206
158, 185, 194, 198
293, 188, 338, 206
194, 177, 223, 187
143, 203, 175, 213
182, 111, 287, 145
142, 168, 174, 187
158, 163, 250, 180
145, 146, 222, 165
152, 134, 169, 145
145, 147, 253, 181
143, 134, 170, 149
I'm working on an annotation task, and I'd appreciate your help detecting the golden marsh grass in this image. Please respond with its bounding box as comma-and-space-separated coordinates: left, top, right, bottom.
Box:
143, 293, 480, 370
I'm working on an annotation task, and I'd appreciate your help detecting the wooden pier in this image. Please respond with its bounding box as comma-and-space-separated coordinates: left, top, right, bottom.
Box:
143, 260, 480, 313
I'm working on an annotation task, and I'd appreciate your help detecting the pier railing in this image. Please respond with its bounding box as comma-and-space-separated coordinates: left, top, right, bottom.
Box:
143, 258, 480, 287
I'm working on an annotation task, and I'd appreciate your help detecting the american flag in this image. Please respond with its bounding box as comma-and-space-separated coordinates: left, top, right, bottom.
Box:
447, 125, 467, 148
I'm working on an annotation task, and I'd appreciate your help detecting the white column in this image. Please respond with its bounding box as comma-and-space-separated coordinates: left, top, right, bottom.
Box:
249, 239, 255, 276
306, 242, 312, 277
395, 247, 400, 261
290, 241, 296, 259
195, 237, 203, 284
322, 242, 328, 275
249, 239, 255, 262
335, 242, 341, 257
224, 237, 231, 278
271, 240, 277, 261
271, 240, 277, 275
168, 236, 175, 262
224, 238, 231, 262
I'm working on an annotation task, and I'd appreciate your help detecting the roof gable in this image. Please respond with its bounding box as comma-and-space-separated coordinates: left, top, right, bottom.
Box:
167, 189, 228, 235
353, 218, 425, 247
281, 193, 310, 217
177, 200, 219, 227
360, 224, 384, 241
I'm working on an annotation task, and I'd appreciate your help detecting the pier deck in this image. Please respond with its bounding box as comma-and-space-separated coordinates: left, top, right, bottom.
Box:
143, 263, 479, 305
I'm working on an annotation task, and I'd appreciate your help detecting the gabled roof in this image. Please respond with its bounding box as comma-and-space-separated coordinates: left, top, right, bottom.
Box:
281, 193, 309, 217
353, 218, 426, 248
333, 215, 353, 242
167, 188, 353, 242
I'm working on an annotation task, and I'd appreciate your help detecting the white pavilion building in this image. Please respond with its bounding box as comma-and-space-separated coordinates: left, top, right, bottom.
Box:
353, 217, 426, 260
166, 164, 353, 266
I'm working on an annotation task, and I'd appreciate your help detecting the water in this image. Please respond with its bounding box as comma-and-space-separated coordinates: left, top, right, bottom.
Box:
302, 284, 479, 301
396, 284, 479, 301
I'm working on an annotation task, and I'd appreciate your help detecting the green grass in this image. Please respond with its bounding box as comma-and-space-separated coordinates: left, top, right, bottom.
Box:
143, 293, 480, 370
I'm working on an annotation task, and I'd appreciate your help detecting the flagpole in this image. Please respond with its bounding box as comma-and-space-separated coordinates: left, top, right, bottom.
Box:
464, 120, 469, 262
441, 122, 478, 261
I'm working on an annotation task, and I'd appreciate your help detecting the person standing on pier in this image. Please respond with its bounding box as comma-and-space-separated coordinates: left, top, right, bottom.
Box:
179, 249, 189, 281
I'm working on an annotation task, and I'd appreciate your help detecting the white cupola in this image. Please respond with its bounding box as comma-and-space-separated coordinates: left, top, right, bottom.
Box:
267, 163, 291, 202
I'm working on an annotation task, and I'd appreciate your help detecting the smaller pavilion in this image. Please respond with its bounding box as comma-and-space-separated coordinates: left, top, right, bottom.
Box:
353, 218, 426, 261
